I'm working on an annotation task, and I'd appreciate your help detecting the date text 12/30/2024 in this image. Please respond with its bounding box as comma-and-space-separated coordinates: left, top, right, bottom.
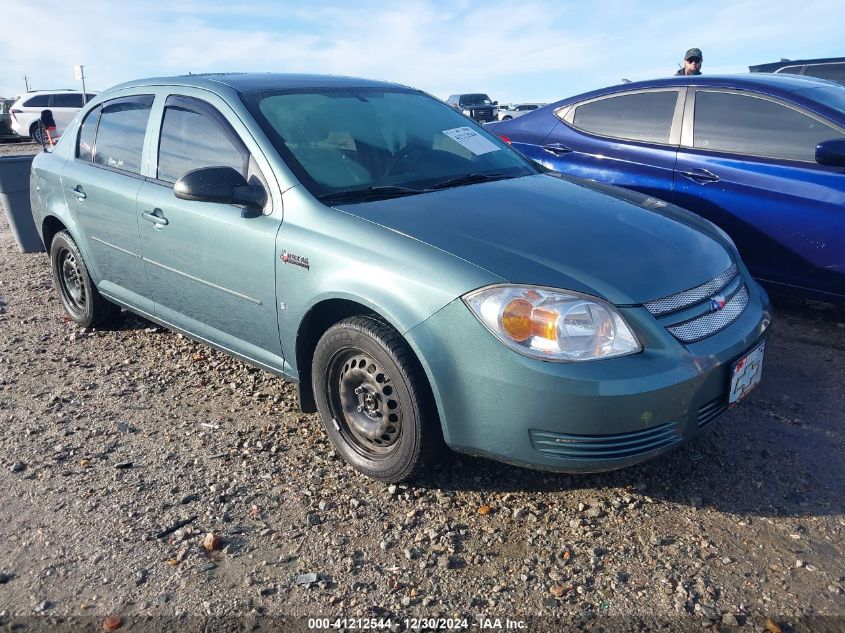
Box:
308, 617, 529, 629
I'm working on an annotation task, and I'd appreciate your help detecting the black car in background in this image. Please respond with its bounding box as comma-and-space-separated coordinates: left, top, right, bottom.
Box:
1, 98, 20, 140
750, 56, 845, 84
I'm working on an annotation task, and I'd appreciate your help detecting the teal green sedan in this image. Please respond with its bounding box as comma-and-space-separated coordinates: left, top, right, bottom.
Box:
29, 74, 772, 482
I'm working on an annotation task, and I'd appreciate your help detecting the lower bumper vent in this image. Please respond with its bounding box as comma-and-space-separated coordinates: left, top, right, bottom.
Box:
530, 421, 682, 461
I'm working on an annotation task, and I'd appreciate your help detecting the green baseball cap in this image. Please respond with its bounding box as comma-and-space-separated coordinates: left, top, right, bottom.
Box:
685, 48, 703, 61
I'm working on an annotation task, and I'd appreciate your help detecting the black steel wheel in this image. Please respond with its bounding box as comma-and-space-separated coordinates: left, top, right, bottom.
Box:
312, 316, 439, 482
50, 230, 120, 328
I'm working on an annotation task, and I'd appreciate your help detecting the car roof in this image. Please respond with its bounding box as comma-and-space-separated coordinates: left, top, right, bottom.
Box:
106, 72, 409, 95
750, 56, 845, 73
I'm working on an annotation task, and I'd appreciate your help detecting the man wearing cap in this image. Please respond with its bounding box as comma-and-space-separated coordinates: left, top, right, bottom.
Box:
675, 48, 703, 75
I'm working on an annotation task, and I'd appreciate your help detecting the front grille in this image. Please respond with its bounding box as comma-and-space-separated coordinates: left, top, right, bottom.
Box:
666, 284, 749, 343
644, 264, 738, 316
530, 420, 682, 461
697, 396, 729, 429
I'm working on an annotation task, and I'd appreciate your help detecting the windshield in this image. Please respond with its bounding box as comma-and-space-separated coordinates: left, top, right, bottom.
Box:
460, 94, 492, 105
243, 87, 535, 201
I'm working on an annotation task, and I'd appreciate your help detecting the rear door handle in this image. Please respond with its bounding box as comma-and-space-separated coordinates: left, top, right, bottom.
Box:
679, 168, 720, 184
141, 209, 169, 228
69, 185, 86, 200
541, 143, 573, 155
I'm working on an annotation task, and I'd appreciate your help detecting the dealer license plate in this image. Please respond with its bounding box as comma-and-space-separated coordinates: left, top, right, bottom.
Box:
729, 341, 765, 404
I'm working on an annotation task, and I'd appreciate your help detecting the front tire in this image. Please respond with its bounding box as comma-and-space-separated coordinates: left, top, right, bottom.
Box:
312, 316, 438, 482
50, 231, 120, 328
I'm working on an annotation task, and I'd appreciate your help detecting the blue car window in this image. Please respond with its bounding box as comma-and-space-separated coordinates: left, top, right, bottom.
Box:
93, 95, 154, 175
693, 91, 841, 162
157, 96, 249, 184
572, 91, 678, 144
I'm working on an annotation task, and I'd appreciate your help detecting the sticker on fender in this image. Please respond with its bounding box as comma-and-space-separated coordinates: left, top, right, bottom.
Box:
441, 127, 501, 155
729, 341, 765, 404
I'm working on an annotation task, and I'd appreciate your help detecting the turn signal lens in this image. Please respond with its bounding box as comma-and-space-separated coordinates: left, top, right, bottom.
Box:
501, 298, 532, 341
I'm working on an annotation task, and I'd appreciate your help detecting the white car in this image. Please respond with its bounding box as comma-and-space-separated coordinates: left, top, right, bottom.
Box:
496, 102, 547, 121
9, 89, 96, 143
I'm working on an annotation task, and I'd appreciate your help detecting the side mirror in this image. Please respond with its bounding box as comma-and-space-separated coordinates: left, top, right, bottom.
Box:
493, 101, 499, 106
816, 138, 845, 167
174, 166, 266, 210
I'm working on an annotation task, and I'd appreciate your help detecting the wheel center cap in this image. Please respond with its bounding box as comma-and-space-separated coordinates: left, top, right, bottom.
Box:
355, 385, 381, 419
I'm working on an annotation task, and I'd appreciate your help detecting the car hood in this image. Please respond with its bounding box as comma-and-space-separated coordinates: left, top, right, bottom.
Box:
336, 174, 733, 305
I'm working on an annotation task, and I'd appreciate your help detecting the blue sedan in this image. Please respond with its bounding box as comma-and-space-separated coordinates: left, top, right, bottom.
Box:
489, 74, 845, 304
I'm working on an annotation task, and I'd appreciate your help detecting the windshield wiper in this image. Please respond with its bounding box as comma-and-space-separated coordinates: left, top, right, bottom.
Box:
426, 172, 514, 190
317, 185, 423, 204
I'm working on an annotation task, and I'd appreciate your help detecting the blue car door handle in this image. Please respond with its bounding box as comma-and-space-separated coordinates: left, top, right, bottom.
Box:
69, 185, 86, 200
679, 168, 720, 184
541, 143, 573, 155
141, 209, 169, 228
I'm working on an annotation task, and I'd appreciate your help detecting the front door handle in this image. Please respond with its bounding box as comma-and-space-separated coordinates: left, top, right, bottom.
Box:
541, 143, 573, 156
679, 168, 720, 184
69, 185, 86, 200
141, 209, 169, 228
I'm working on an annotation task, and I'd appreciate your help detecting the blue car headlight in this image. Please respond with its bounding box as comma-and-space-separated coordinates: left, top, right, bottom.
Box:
464, 285, 642, 362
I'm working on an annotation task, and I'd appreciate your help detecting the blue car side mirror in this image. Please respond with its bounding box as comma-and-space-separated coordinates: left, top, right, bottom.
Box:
815, 138, 845, 167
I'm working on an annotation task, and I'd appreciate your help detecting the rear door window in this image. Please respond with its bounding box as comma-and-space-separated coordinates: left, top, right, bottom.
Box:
693, 91, 841, 161
93, 95, 154, 174
156, 95, 250, 184
570, 91, 679, 143
53, 93, 87, 108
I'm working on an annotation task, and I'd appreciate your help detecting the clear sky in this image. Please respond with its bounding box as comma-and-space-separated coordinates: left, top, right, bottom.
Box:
2, 0, 842, 104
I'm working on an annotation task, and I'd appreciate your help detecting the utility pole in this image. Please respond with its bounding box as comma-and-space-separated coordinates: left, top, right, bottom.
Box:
23, 75, 30, 91
74, 65, 87, 105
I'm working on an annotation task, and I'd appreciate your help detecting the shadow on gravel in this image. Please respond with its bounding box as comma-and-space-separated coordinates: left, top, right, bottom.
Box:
415, 296, 845, 520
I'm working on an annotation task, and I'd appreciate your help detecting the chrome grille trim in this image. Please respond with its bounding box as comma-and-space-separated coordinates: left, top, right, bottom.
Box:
667, 284, 749, 343
644, 264, 738, 316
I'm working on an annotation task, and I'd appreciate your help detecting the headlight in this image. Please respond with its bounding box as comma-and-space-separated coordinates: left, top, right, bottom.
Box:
462, 109, 472, 116
464, 285, 641, 362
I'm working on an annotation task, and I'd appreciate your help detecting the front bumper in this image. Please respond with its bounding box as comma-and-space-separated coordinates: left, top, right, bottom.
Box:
405, 279, 772, 473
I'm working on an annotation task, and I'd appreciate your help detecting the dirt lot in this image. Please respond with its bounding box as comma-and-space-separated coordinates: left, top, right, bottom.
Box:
1, 143, 844, 632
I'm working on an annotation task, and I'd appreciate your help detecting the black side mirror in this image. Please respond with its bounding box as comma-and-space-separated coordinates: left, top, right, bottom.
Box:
174, 166, 266, 211
815, 138, 845, 167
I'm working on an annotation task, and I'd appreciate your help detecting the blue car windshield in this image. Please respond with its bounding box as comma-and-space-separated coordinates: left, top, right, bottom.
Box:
242, 88, 537, 200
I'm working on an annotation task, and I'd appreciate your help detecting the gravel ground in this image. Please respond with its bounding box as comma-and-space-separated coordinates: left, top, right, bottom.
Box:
1, 142, 844, 632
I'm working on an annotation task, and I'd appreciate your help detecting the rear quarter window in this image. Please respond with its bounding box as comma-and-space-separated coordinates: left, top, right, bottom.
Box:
23, 95, 50, 107
571, 91, 678, 144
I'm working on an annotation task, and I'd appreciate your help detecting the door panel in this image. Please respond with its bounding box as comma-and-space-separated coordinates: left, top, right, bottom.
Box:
61, 160, 152, 311
675, 88, 845, 300
673, 152, 845, 298
137, 181, 284, 367
531, 90, 682, 202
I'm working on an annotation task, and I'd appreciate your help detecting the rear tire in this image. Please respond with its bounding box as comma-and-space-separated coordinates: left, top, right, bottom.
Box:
29, 122, 44, 145
312, 316, 439, 482
50, 231, 120, 328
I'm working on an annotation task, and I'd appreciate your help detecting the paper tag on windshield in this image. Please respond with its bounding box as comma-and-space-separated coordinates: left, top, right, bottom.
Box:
442, 127, 500, 156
